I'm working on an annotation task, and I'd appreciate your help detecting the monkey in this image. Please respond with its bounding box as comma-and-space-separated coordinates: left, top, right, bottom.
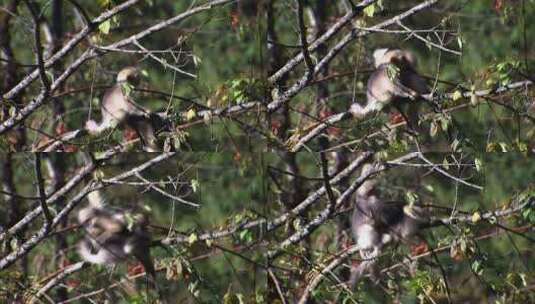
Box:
348, 163, 444, 286
77, 191, 158, 288
77, 217, 153, 273
350, 48, 431, 133
85, 67, 161, 152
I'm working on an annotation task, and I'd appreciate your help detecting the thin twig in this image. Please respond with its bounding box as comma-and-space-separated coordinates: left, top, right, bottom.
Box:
132, 172, 200, 208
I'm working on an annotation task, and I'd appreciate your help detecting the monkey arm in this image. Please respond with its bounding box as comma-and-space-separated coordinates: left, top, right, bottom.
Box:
125, 227, 156, 277
390, 77, 420, 100
124, 97, 151, 118
404, 70, 430, 95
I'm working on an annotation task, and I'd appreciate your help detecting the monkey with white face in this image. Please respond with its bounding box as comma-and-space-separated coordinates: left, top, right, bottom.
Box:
350, 49, 431, 132
85, 67, 161, 151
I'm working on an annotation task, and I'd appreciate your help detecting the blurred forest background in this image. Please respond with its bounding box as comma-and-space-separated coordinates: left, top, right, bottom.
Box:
0, 0, 534, 303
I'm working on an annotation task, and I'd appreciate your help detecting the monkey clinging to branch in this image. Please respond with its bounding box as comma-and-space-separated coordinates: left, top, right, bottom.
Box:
349, 163, 444, 286
350, 48, 431, 133
85, 67, 161, 151
77, 191, 156, 281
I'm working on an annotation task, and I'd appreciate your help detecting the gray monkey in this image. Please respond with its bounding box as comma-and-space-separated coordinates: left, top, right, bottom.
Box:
351, 49, 431, 132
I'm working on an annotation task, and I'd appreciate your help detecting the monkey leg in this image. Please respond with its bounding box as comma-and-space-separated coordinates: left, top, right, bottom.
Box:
139, 256, 166, 303
348, 258, 378, 288
393, 104, 418, 136
128, 116, 159, 151
348, 247, 382, 288
394, 101, 422, 136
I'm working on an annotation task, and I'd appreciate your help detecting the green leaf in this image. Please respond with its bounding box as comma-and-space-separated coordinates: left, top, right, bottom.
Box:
471, 259, 483, 275
97, 0, 111, 7
121, 83, 133, 97
188, 233, 198, 244
451, 138, 460, 152
8, 106, 16, 117
451, 90, 463, 101
439, 116, 450, 132
10, 238, 19, 251
429, 121, 438, 137
192, 54, 202, 66
474, 158, 482, 172
186, 108, 197, 121
516, 141, 528, 152
191, 179, 199, 193
239, 229, 251, 242
363, 4, 376, 17
442, 157, 450, 170
405, 191, 418, 206
471, 211, 481, 223
99, 20, 111, 35
457, 36, 463, 50
486, 142, 496, 152
386, 64, 400, 81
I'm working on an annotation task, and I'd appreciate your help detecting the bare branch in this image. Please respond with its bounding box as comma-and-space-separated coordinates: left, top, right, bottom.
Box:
297, 245, 362, 304
3, 0, 142, 101
0, 0, 236, 135
132, 172, 200, 208
33, 153, 53, 226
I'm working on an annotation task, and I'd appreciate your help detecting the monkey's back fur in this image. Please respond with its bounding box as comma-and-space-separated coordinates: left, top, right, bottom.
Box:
101, 85, 148, 124
352, 195, 428, 250
366, 62, 429, 109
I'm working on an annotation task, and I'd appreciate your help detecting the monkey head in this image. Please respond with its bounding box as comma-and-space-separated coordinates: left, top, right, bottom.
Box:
116, 66, 140, 85
373, 48, 417, 69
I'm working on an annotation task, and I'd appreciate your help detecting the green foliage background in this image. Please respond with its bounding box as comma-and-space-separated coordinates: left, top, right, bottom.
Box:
1, 0, 535, 303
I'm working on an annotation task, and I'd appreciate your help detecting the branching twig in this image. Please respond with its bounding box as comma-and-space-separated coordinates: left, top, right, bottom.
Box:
0, 153, 175, 269
417, 153, 483, 190
292, 79, 534, 152
29, 262, 87, 304
0, 0, 236, 135
132, 172, 200, 208
297, 245, 362, 304
160, 152, 375, 245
